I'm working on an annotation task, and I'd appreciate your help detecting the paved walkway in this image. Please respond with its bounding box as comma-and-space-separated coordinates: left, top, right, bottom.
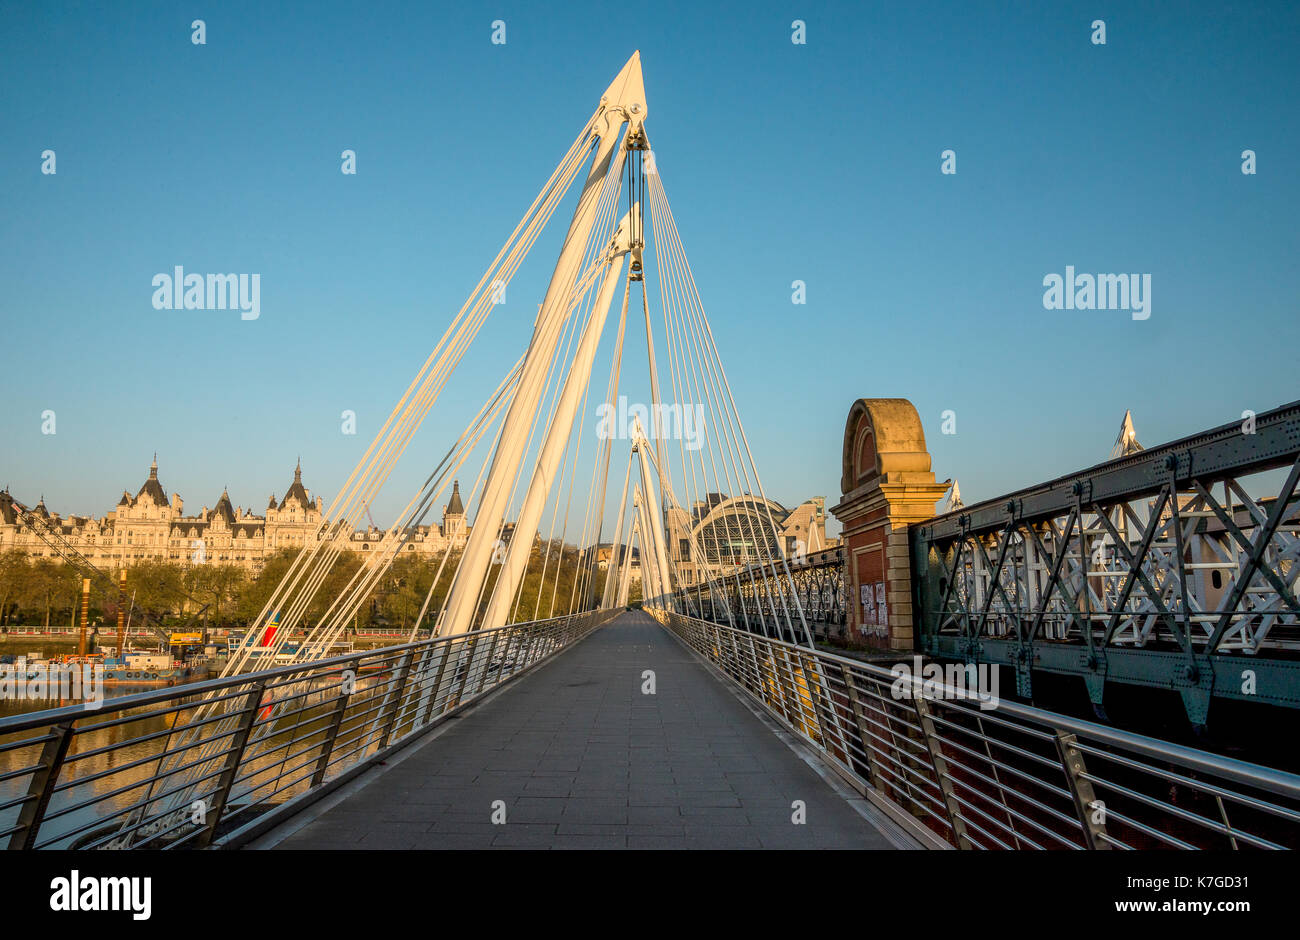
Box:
268, 612, 895, 849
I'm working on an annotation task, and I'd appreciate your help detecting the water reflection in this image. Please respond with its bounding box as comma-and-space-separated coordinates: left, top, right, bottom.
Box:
0, 682, 215, 847
0, 673, 378, 849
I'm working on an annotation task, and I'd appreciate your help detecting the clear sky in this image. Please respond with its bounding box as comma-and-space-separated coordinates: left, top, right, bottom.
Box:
1, 0, 1297, 535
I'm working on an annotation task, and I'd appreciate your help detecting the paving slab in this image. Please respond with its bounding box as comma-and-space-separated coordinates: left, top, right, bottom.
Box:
271, 611, 895, 850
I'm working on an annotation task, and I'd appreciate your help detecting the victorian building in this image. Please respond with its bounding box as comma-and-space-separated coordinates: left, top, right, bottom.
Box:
664, 493, 830, 586
0, 457, 471, 571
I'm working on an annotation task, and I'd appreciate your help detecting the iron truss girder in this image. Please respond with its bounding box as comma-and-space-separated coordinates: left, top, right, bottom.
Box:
910, 400, 1300, 724
922, 400, 1300, 540
677, 547, 847, 639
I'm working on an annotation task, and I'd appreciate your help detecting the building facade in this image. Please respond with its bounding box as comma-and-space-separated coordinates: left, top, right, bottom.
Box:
664, 492, 831, 587
0, 457, 470, 571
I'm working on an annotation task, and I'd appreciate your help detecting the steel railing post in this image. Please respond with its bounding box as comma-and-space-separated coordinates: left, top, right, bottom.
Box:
311, 660, 361, 788
474, 630, 501, 696
522, 623, 541, 667
450, 635, 482, 705
508, 627, 527, 675
420, 641, 454, 727
1054, 731, 1112, 850
801, 651, 848, 759
768, 643, 798, 727
796, 650, 828, 745
196, 681, 266, 849
709, 620, 730, 675
742, 631, 765, 699
724, 625, 747, 686
8, 719, 75, 850
377, 651, 416, 750
841, 669, 882, 785
912, 693, 972, 849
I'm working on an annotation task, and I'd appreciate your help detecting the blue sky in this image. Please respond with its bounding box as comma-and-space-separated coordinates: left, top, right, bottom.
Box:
1, 0, 1297, 535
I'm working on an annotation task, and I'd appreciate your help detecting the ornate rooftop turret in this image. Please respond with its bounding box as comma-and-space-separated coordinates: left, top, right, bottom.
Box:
135, 453, 169, 507
281, 459, 312, 510
212, 487, 236, 525
446, 479, 465, 516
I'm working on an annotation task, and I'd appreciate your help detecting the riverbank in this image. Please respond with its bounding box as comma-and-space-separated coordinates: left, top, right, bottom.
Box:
0, 632, 422, 656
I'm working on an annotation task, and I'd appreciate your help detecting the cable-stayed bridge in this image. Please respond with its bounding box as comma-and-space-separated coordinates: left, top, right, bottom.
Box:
2, 54, 1298, 852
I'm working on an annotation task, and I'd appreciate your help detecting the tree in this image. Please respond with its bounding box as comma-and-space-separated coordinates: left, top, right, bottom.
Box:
185, 563, 246, 628
126, 561, 185, 623
234, 548, 374, 633
378, 553, 441, 631
56, 564, 88, 630
0, 550, 29, 626
22, 558, 62, 628
310, 550, 370, 629
234, 549, 297, 626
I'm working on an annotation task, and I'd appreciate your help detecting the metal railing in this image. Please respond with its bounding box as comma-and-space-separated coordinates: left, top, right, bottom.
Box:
652, 609, 1300, 849
0, 610, 615, 850
675, 546, 848, 641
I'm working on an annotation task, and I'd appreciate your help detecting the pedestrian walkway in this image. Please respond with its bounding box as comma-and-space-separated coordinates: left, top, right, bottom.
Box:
266, 611, 897, 849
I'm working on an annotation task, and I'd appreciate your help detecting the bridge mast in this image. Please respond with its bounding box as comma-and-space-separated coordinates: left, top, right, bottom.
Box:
632, 486, 662, 604
478, 207, 637, 628
601, 452, 636, 609
439, 52, 648, 637
630, 418, 676, 611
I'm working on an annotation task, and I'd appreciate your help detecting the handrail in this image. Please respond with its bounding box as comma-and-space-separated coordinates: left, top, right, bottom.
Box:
0, 609, 616, 849
0, 617, 537, 736
651, 608, 1300, 849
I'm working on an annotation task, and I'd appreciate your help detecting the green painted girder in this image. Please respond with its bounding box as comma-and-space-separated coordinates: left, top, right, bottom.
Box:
920, 634, 1300, 717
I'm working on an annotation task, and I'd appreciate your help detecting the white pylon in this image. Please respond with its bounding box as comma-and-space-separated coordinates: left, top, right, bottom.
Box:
630, 416, 675, 611
1105, 411, 1143, 549
617, 519, 639, 607
632, 486, 665, 606
479, 206, 637, 630
600, 453, 635, 609
439, 53, 647, 638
